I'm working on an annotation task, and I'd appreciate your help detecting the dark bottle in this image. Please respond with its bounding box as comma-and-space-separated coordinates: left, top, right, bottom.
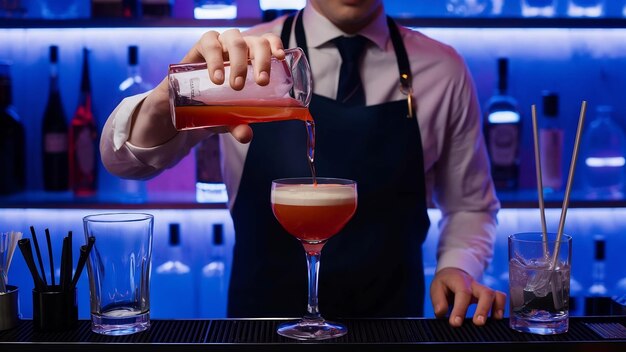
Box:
42, 45, 69, 191
118, 45, 153, 97
141, 0, 172, 18
521, 0, 558, 17
0, 63, 26, 195
581, 105, 626, 199
484, 57, 521, 190
196, 134, 228, 203
260, 0, 303, 22
539, 91, 563, 193
69, 48, 98, 196
200, 223, 227, 317
153, 223, 194, 317
116, 45, 152, 202
584, 235, 612, 316
567, 0, 605, 18
193, 0, 236, 19
91, 0, 141, 18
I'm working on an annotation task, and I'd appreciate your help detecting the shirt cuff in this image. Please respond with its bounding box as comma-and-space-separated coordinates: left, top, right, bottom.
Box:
112, 91, 152, 151
124, 128, 209, 171
110, 90, 210, 170
434, 210, 498, 280
436, 249, 485, 280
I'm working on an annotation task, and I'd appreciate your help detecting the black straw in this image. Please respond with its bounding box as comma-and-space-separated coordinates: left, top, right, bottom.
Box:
71, 236, 95, 289
18, 239, 45, 291
45, 228, 55, 286
29, 226, 48, 287
66, 231, 73, 292
59, 236, 68, 290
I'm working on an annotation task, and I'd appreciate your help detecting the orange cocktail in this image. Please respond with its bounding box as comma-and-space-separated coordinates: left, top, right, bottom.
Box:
272, 184, 356, 244
271, 177, 357, 341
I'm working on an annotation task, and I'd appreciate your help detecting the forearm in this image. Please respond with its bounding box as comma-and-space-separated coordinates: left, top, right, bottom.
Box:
436, 210, 498, 280
100, 91, 210, 180
128, 78, 178, 148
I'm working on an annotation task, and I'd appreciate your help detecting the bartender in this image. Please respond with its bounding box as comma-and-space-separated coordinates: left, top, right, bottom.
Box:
100, 0, 505, 327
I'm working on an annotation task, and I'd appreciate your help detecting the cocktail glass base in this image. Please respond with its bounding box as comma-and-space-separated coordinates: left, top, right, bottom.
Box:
91, 311, 150, 336
277, 317, 347, 340
509, 313, 569, 335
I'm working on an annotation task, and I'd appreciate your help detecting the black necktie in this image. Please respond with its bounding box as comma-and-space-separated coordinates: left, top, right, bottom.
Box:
333, 35, 368, 107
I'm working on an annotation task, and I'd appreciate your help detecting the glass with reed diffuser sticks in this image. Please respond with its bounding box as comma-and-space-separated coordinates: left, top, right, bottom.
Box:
509, 102, 588, 335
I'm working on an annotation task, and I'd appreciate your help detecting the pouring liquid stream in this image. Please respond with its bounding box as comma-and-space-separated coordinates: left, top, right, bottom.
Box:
304, 110, 316, 186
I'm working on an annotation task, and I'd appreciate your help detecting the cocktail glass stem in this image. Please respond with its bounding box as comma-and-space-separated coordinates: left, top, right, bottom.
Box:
304, 251, 321, 320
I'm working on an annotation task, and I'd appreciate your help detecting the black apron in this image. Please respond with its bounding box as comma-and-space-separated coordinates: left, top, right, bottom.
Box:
228, 11, 430, 318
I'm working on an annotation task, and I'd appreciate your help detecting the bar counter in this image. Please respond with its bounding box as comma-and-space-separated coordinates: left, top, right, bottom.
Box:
1, 316, 625, 351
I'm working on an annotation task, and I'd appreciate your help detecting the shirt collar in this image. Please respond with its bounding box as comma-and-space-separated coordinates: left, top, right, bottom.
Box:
301, 4, 389, 51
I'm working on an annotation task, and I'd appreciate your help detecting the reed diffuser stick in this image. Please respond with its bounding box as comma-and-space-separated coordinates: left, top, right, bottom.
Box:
552, 100, 587, 268
531, 104, 549, 258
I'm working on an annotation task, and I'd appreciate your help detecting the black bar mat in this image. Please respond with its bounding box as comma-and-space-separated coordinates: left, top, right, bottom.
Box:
584, 322, 626, 339
1, 317, 625, 351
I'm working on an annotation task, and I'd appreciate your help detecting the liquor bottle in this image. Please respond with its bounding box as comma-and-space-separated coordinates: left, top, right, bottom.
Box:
569, 274, 584, 316
141, 0, 172, 17
69, 48, 98, 196
613, 234, 626, 316
484, 57, 521, 190
613, 294, 626, 315
91, 0, 141, 18
42, 45, 69, 192
155, 224, 191, 275
200, 223, 227, 317
581, 105, 626, 199
0, 1, 25, 18
193, 0, 237, 19
119, 45, 153, 97
539, 91, 563, 193
446, 0, 489, 16
584, 235, 613, 315
0, 63, 26, 195
196, 134, 228, 203
568, 0, 605, 17
259, 0, 305, 22
153, 223, 194, 317
40, 0, 85, 19
521, 0, 557, 17
117, 45, 153, 202
615, 236, 626, 299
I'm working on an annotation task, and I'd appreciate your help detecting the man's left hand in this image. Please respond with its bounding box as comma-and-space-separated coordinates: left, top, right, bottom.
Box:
430, 267, 507, 327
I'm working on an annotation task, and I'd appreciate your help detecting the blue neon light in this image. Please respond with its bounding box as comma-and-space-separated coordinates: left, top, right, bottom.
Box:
585, 157, 626, 168
488, 110, 521, 124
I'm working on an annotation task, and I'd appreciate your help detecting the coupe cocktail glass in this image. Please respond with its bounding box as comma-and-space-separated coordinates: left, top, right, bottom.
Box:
271, 177, 357, 340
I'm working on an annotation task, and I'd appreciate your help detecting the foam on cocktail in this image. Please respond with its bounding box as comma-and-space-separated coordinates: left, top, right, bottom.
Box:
271, 184, 356, 206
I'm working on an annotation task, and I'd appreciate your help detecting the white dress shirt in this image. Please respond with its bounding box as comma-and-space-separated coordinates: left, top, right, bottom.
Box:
100, 4, 501, 281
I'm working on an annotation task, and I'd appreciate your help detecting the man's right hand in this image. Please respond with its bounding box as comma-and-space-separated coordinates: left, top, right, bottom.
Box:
129, 29, 284, 147
181, 29, 285, 90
